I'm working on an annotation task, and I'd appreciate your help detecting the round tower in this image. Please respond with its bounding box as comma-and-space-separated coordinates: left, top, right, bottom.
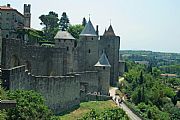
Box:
95, 50, 111, 95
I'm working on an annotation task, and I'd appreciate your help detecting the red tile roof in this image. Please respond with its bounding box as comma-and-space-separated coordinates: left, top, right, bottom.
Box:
0, 6, 14, 10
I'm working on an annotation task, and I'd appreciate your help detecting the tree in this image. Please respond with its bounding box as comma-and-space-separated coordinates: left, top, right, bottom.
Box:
6, 90, 52, 120
39, 11, 59, 41
139, 71, 144, 84
59, 12, 70, 31
82, 17, 87, 27
0, 87, 7, 120
39, 11, 59, 30
177, 90, 180, 99
124, 62, 128, 72
68, 24, 84, 39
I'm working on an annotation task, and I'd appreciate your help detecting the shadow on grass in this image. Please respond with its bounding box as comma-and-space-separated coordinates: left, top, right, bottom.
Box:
58, 105, 80, 116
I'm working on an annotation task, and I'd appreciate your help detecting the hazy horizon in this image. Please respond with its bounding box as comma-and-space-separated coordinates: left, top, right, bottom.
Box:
1, 0, 180, 53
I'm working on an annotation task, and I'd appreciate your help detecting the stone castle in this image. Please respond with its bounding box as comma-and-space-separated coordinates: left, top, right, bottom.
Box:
0, 4, 124, 114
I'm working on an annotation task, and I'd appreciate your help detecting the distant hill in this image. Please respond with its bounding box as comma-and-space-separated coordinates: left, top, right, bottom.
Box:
119, 50, 180, 67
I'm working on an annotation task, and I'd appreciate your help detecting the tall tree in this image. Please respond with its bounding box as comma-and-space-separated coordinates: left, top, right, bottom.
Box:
39, 11, 59, 41
139, 71, 144, 84
39, 11, 59, 30
59, 12, 70, 31
82, 17, 87, 27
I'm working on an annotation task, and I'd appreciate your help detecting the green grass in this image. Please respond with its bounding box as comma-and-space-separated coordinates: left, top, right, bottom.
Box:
59, 100, 118, 120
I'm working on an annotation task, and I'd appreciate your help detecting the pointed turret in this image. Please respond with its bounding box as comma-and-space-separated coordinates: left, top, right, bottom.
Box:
103, 29, 107, 36
95, 50, 111, 67
80, 20, 97, 36
104, 25, 116, 36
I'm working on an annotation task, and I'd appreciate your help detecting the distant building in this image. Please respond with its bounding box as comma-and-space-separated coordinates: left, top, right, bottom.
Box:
160, 74, 177, 78
0, 4, 31, 39
135, 61, 149, 66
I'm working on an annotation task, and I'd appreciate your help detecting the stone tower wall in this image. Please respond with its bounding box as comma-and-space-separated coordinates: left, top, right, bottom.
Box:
24, 4, 31, 27
77, 36, 99, 71
95, 66, 110, 95
99, 36, 120, 86
55, 39, 75, 73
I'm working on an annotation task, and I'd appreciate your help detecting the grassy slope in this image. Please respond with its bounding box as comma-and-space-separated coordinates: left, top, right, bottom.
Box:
59, 100, 118, 120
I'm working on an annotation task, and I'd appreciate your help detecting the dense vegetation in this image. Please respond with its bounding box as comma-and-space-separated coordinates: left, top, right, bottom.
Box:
121, 61, 180, 120
0, 88, 58, 120
80, 108, 129, 120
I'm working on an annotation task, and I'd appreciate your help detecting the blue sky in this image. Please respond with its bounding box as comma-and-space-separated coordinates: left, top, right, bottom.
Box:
1, 0, 180, 53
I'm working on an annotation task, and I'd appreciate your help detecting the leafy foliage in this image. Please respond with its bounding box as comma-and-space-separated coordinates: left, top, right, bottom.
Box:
6, 90, 52, 120
122, 61, 179, 119
39, 11, 60, 41
68, 24, 84, 39
80, 108, 129, 120
0, 87, 8, 120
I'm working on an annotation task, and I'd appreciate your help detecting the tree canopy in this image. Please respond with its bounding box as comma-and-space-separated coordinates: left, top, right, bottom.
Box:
59, 12, 70, 31
68, 24, 84, 39
39, 11, 60, 41
6, 90, 53, 120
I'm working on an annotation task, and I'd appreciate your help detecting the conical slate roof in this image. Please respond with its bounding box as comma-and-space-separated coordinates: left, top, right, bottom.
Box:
54, 31, 75, 40
80, 20, 97, 36
104, 25, 116, 36
103, 29, 107, 36
94, 51, 111, 67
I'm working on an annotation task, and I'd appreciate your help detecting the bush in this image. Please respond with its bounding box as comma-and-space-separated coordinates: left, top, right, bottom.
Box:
80, 108, 129, 120
6, 90, 53, 120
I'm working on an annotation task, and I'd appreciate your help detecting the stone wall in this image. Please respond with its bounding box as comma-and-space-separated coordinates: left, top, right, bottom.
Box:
67, 71, 99, 93
1, 38, 67, 76
82, 93, 112, 102
1, 65, 104, 114
2, 65, 80, 114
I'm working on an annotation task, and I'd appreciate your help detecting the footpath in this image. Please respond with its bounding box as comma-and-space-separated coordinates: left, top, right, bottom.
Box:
109, 87, 142, 120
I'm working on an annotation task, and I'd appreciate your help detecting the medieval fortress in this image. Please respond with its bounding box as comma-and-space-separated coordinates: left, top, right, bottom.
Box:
0, 4, 124, 114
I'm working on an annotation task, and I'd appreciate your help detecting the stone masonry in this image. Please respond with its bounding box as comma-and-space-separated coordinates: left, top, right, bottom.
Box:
0, 4, 121, 114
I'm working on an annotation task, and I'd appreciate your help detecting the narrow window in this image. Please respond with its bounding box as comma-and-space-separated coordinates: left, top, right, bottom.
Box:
67, 46, 69, 51
6, 34, 9, 38
88, 49, 91, 53
91, 37, 93, 40
103, 67, 105, 70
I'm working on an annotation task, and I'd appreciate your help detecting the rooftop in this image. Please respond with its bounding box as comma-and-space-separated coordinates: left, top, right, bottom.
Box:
80, 20, 97, 36
104, 25, 116, 36
0, 4, 14, 10
54, 31, 75, 40
94, 51, 111, 67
